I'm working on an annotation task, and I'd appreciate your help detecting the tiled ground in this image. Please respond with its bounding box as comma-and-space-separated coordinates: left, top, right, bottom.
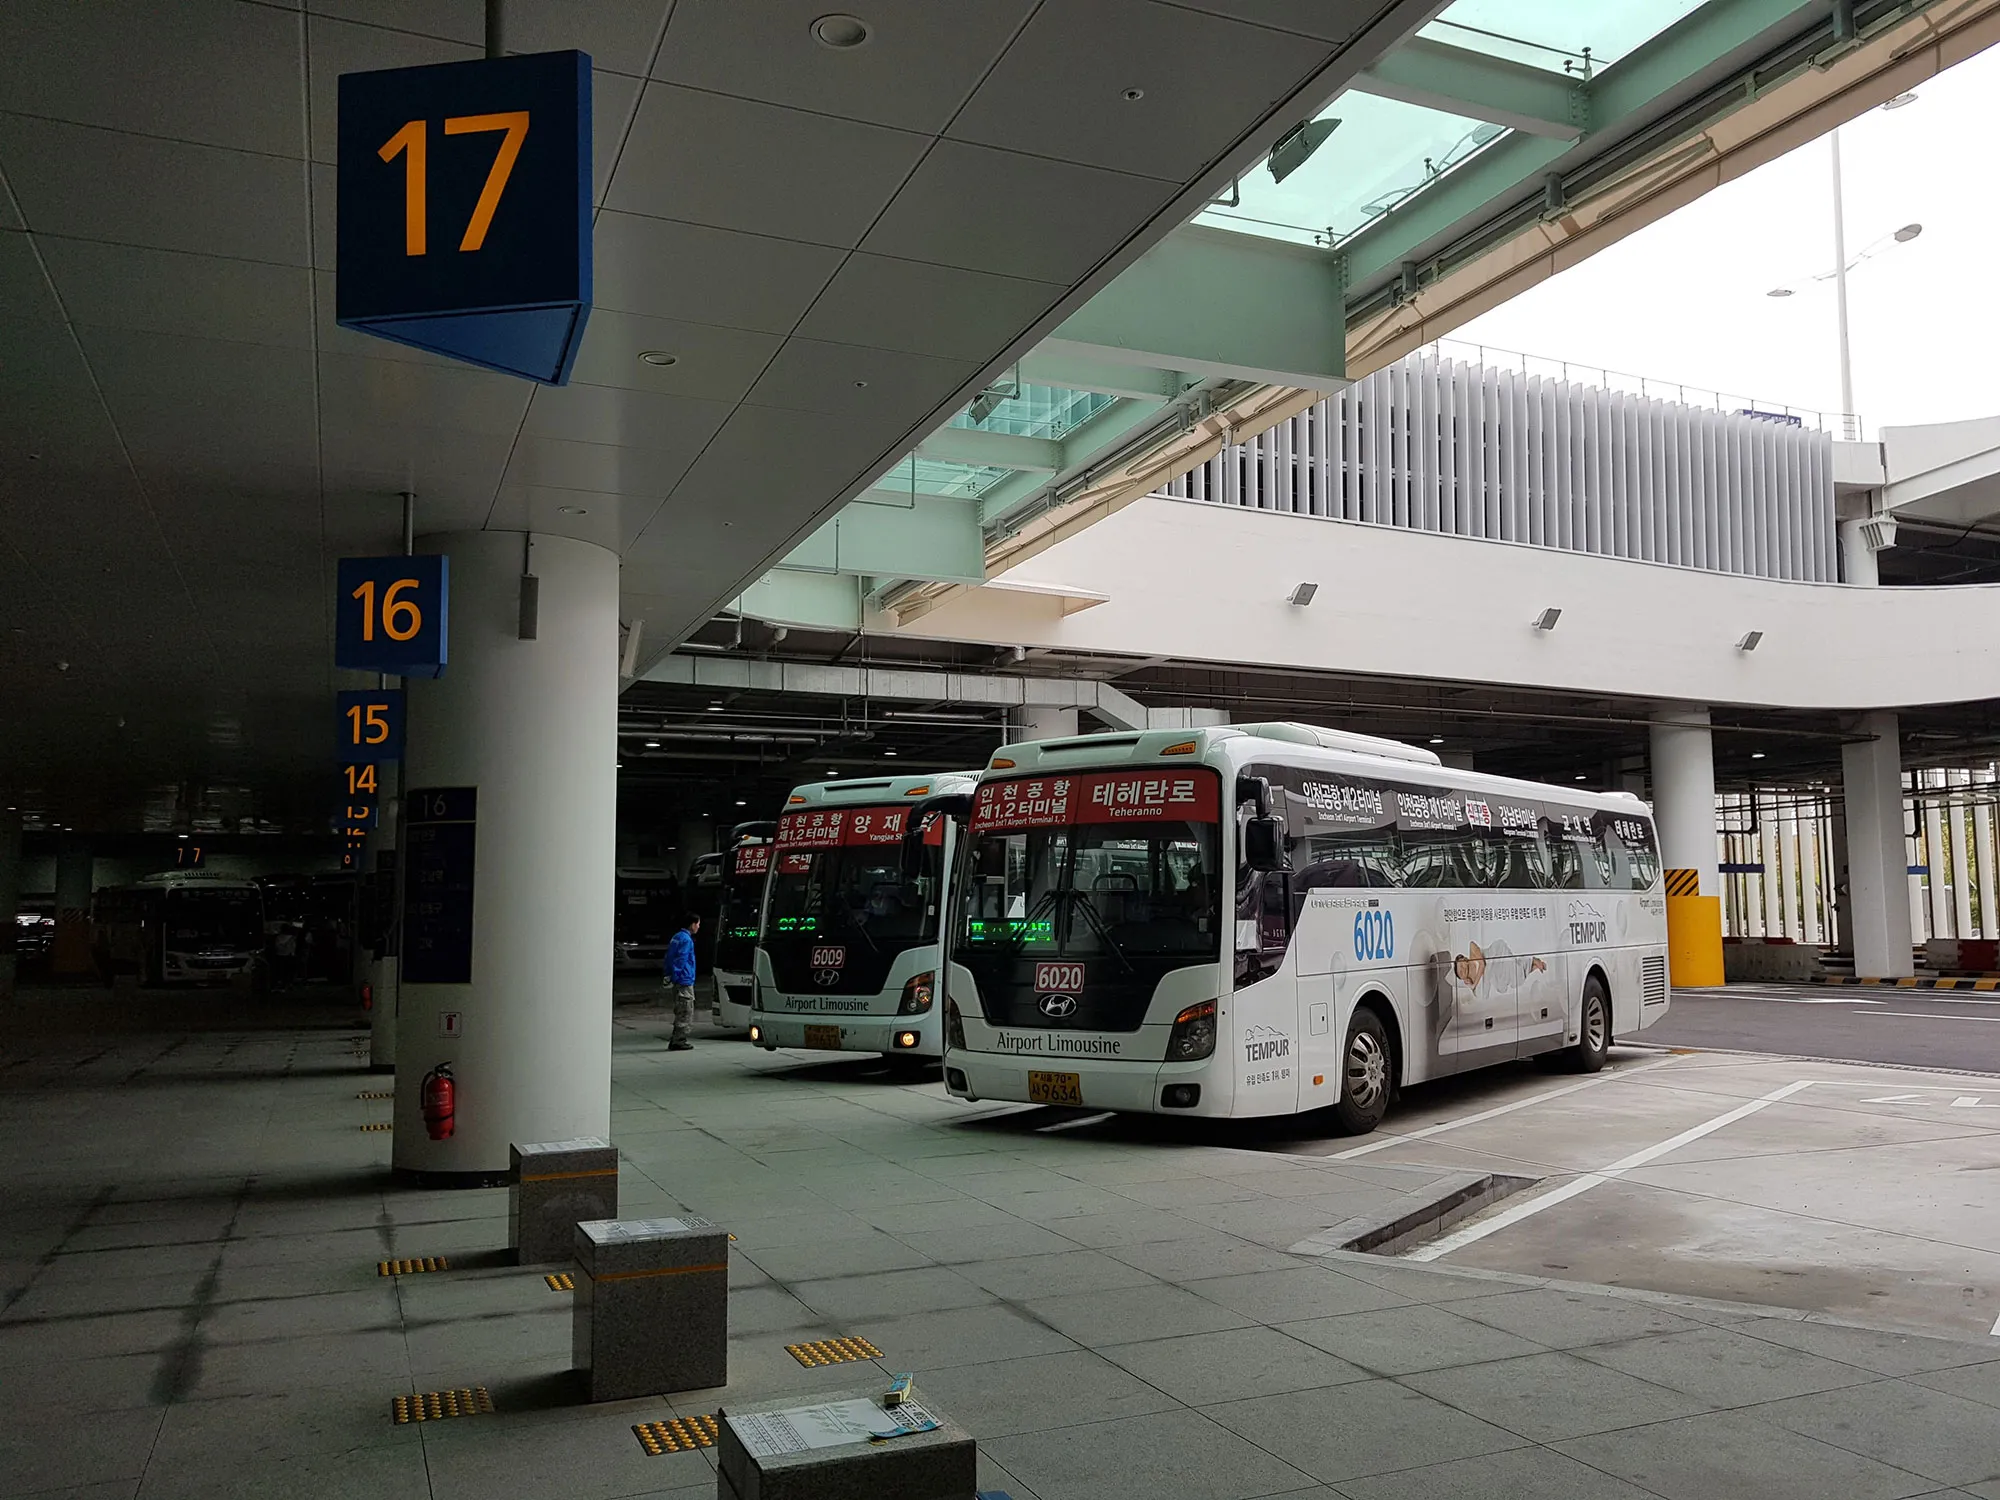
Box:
5, 1003, 2000, 1499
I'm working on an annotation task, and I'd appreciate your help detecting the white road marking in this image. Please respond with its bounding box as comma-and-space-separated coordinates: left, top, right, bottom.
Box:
1750, 995, 1887, 1006
1037, 1111, 1115, 1133
1862, 1094, 1930, 1103
1330, 1055, 1684, 1160
1405, 1079, 1816, 1263
1952, 1097, 1989, 1108
1991, 1312, 2000, 1337
1868, 1011, 2000, 1023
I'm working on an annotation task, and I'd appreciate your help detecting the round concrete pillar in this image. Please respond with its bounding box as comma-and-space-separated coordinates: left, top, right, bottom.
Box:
393, 531, 618, 1183
366, 763, 401, 1073
1650, 706, 1724, 987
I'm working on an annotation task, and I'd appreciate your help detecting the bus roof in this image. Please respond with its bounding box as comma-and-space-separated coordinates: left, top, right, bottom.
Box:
981, 724, 1653, 817
781, 770, 981, 808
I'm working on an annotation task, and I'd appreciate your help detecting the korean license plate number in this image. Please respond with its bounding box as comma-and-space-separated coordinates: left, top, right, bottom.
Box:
1027, 1070, 1083, 1106
803, 1025, 842, 1050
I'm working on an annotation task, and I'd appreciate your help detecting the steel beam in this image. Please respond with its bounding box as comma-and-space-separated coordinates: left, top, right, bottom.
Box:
1354, 36, 1584, 140
1017, 352, 1187, 401
777, 491, 984, 585
1047, 226, 1347, 390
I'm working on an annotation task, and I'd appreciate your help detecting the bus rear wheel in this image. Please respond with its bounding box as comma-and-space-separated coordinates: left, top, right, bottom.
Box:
1562, 977, 1612, 1073
1332, 1008, 1392, 1136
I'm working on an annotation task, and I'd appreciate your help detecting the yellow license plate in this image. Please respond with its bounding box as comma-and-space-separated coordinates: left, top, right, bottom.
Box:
1027, 1070, 1083, 1106
803, 1025, 842, 1050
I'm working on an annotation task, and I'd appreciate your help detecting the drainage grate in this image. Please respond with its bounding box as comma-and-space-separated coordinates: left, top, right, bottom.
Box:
785, 1336, 883, 1368
633, 1415, 718, 1454
391, 1387, 492, 1424
378, 1257, 449, 1276
358, 1090, 393, 1100
545, 1272, 574, 1292
360, 1121, 393, 1132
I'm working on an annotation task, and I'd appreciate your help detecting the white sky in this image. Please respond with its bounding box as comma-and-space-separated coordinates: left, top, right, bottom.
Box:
1454, 41, 2000, 434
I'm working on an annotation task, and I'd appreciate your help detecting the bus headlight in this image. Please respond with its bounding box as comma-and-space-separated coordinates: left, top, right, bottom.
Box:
944, 998, 965, 1051
897, 971, 935, 1015
1167, 1000, 1218, 1061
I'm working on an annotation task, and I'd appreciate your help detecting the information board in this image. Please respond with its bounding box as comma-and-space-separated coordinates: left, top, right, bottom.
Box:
336, 50, 592, 384
403, 786, 477, 984
336, 555, 449, 677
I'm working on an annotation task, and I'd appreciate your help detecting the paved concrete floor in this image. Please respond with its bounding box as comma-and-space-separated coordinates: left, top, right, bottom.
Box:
6, 1004, 2000, 1499
1641, 984, 2000, 1073
1265, 1047, 2000, 1341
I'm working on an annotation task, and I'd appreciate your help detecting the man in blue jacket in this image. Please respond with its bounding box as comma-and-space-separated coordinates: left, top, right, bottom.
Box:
663, 913, 699, 1051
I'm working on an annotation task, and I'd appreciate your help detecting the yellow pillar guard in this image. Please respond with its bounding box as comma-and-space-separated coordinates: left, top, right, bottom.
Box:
1663, 868, 1724, 987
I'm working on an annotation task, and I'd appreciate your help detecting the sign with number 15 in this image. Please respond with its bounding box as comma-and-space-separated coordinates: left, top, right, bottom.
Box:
337, 690, 405, 764
336, 555, 448, 676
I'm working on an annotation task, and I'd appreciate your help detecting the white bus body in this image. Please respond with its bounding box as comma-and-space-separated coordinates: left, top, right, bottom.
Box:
751, 772, 980, 1062
942, 724, 1669, 1132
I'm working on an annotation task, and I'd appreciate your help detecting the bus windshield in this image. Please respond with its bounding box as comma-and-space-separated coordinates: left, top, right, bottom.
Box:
715, 843, 771, 969
954, 770, 1221, 1031
164, 887, 263, 948
765, 810, 940, 951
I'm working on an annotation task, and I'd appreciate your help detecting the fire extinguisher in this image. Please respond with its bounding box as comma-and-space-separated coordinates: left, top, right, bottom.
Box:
420, 1063, 455, 1141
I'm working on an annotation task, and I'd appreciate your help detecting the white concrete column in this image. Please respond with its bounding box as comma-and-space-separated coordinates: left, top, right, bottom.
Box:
1840, 516, 1881, 586
1758, 792, 1783, 937
1650, 706, 1723, 985
1018, 706, 1079, 742
1977, 767, 1999, 940
1922, 770, 1951, 940
0, 809, 20, 1002
1842, 712, 1915, 978
1906, 792, 1927, 941
394, 531, 618, 1183
1777, 800, 1801, 940
1949, 769, 1976, 943
1800, 800, 1824, 946
367, 764, 401, 1073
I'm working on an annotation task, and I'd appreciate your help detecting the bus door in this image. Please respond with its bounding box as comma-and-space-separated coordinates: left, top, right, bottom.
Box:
1232, 866, 1301, 1114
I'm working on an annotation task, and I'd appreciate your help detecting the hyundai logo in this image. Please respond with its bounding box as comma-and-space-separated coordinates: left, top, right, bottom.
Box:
1038, 993, 1078, 1019
813, 969, 840, 987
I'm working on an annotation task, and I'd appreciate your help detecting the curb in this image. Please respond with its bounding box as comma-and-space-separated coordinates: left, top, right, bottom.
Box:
1810, 975, 2000, 990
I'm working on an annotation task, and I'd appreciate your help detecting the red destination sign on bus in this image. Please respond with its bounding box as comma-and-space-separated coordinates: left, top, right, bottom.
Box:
971, 770, 1219, 832
775, 805, 923, 850
733, 844, 771, 876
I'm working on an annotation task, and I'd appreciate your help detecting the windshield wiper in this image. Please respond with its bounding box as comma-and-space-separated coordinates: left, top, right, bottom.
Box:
1063, 889, 1138, 977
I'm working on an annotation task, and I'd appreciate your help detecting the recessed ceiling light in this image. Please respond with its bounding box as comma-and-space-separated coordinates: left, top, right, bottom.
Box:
706, 704, 724, 713
812, 13, 870, 48
557, 505, 586, 515
1751, 751, 1767, 760
1429, 736, 1444, 745
644, 740, 660, 748
735, 799, 747, 807
883, 748, 897, 756
1122, 87, 1145, 102
853, 379, 869, 388
638, 350, 677, 366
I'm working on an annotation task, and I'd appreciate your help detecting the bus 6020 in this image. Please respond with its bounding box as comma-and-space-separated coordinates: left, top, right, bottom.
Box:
938, 723, 1669, 1134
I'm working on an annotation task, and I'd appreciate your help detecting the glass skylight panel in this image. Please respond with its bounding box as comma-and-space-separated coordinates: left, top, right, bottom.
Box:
947, 384, 1114, 439
875, 456, 1013, 499
1195, 93, 1500, 248
1420, 0, 1707, 74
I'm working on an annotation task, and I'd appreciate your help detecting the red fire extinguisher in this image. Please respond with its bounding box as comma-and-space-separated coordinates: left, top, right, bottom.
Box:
420, 1063, 455, 1141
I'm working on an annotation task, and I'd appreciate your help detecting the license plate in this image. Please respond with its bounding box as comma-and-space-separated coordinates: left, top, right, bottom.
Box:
1027, 1070, 1083, 1106
804, 1025, 843, 1050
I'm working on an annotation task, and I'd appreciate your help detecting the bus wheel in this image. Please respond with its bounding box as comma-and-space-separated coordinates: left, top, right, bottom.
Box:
1333, 1008, 1392, 1135
1563, 977, 1612, 1073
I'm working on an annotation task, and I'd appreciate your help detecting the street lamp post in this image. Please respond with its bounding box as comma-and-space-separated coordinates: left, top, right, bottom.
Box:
1830, 130, 1856, 440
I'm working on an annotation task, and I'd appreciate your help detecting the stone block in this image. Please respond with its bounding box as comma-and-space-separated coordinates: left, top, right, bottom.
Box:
716, 1384, 978, 1500
510, 1138, 618, 1264
573, 1216, 727, 1401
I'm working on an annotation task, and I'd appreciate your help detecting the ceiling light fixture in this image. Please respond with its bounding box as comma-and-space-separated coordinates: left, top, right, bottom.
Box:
883, 748, 897, 756
1736, 630, 1763, 652
1533, 607, 1562, 631
1269, 117, 1341, 184
1287, 581, 1318, 607
1122, 87, 1145, 102
812, 13, 870, 48
638, 350, 677, 366
1751, 751, 1767, 760
1429, 736, 1444, 745
1882, 91, 1918, 109
644, 740, 661, 748
557, 505, 586, 515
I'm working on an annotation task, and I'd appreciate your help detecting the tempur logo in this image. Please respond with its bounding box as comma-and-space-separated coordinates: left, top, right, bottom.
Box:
1242, 1024, 1291, 1062
995, 1030, 1123, 1057
1567, 901, 1608, 945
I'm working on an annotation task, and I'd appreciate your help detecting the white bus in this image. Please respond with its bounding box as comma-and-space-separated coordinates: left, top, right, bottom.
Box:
940, 723, 1669, 1133
713, 822, 774, 1032
749, 771, 979, 1063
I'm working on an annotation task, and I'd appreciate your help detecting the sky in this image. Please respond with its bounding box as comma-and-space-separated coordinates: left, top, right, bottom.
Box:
1453, 40, 2000, 435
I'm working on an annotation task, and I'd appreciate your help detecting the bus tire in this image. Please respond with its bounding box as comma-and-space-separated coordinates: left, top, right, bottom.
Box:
1563, 976, 1612, 1073
1332, 1007, 1393, 1136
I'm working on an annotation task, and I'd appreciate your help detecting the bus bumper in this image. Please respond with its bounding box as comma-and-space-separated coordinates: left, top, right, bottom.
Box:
750, 1007, 942, 1059
944, 1050, 1230, 1117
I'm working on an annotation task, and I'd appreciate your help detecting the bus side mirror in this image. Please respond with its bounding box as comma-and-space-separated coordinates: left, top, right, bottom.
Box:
1244, 816, 1286, 872
900, 793, 972, 878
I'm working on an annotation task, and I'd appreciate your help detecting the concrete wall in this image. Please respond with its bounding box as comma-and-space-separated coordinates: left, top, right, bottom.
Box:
901, 497, 2000, 711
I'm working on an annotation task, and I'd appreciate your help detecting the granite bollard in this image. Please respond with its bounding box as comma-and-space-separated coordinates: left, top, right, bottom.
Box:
572, 1216, 728, 1401
510, 1138, 619, 1264
716, 1385, 978, 1500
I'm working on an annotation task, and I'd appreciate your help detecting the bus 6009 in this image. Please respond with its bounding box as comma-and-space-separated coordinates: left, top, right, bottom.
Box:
937, 723, 1669, 1134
